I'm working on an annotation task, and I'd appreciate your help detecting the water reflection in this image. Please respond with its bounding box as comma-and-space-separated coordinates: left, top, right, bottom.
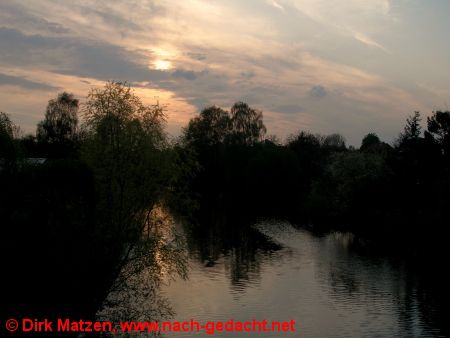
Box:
99, 214, 449, 337
185, 219, 282, 292
162, 220, 449, 337
97, 206, 187, 336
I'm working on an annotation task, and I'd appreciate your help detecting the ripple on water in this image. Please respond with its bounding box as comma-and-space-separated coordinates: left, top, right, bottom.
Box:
159, 220, 444, 337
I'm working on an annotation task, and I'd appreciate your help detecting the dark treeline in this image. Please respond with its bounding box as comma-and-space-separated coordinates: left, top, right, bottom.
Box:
182, 104, 450, 254
0, 83, 189, 334
1, 82, 450, 331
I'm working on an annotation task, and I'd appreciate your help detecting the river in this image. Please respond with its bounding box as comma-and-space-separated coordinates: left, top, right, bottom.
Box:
160, 219, 447, 337
99, 218, 449, 337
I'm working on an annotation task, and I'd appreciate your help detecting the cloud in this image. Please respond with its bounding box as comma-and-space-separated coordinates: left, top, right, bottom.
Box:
309, 85, 328, 98
189, 97, 212, 110
185, 52, 207, 61
353, 32, 387, 51
240, 71, 256, 79
383, 0, 391, 15
273, 103, 303, 113
288, 0, 393, 23
0, 0, 441, 145
0, 27, 170, 83
267, 0, 285, 12
286, 0, 392, 52
0, 73, 58, 91
171, 69, 204, 81
0, 2, 70, 35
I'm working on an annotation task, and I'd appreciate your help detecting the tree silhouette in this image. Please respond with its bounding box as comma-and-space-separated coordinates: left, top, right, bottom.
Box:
37, 92, 79, 144
0, 112, 21, 172
427, 110, 450, 162
399, 111, 422, 145
321, 133, 347, 153
229, 102, 266, 145
360, 133, 381, 151
2, 83, 190, 325
184, 106, 231, 147
183, 102, 267, 147
81, 80, 182, 291
286, 131, 324, 182
83, 81, 168, 234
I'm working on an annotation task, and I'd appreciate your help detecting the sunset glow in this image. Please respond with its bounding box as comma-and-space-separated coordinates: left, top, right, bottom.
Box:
153, 60, 172, 71
1, 1, 450, 144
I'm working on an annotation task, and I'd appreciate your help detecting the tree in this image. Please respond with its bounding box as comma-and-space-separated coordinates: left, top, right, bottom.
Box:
183, 102, 267, 147
286, 131, 323, 179
229, 102, 266, 145
427, 110, 450, 160
0, 112, 17, 138
37, 92, 79, 144
360, 133, 381, 151
82, 82, 188, 298
82, 81, 170, 242
399, 111, 422, 144
325, 151, 389, 224
321, 133, 347, 151
360, 132, 393, 157
183, 106, 231, 147
0, 112, 21, 171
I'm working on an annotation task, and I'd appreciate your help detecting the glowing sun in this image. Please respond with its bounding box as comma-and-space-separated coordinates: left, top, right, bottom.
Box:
153, 59, 172, 70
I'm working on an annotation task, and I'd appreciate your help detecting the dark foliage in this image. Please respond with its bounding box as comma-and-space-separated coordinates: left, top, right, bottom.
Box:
182, 108, 450, 252
3, 85, 450, 334
0, 83, 192, 335
36, 92, 80, 158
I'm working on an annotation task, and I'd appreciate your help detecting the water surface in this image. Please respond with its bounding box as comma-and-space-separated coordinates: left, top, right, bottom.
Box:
160, 220, 446, 337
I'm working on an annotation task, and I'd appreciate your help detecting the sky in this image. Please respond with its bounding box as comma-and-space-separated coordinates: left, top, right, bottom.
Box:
1, 0, 450, 145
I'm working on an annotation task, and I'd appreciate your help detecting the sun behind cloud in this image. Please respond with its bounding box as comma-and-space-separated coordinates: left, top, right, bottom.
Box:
153, 59, 172, 71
